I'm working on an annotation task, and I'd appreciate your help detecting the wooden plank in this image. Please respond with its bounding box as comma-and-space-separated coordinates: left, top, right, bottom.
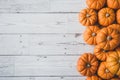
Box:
0, 56, 85, 76
0, 0, 86, 13
0, 77, 86, 80
0, 34, 94, 55
0, 14, 85, 33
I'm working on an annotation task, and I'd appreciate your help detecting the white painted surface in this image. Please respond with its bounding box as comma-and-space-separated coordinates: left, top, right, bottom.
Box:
0, 0, 87, 13
0, 0, 90, 80
0, 77, 86, 80
0, 14, 85, 33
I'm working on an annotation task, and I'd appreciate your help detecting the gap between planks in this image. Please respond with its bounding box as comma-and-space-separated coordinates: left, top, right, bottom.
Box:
0, 0, 86, 13
0, 11, 79, 13
0, 76, 86, 80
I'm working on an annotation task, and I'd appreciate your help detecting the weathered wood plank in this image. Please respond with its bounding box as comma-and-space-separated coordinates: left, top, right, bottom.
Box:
0, 14, 85, 33
0, 0, 86, 13
0, 77, 86, 80
0, 34, 94, 55
0, 56, 85, 76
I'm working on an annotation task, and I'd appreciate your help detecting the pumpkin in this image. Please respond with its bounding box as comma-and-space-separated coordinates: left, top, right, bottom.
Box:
79, 8, 97, 26
110, 78, 120, 80
108, 24, 120, 33
98, 8, 115, 26
86, 0, 106, 10
86, 75, 102, 80
96, 27, 120, 50
116, 9, 120, 24
77, 53, 98, 76
83, 26, 100, 45
98, 62, 114, 79
106, 48, 120, 77
107, 0, 120, 9
94, 45, 110, 61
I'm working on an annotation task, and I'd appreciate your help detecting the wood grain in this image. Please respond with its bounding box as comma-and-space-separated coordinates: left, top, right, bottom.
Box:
0, 0, 88, 79
0, 14, 85, 33
0, 0, 87, 13
0, 34, 94, 55
0, 77, 86, 80
0, 56, 83, 76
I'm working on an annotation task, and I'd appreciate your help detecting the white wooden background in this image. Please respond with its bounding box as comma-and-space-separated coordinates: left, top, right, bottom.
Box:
0, 0, 94, 80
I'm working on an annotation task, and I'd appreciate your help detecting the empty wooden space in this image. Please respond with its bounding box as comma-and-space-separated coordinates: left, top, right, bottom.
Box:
0, 0, 90, 80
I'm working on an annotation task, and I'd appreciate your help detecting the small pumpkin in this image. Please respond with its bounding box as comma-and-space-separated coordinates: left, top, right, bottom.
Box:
116, 9, 120, 24
94, 45, 110, 61
86, 0, 106, 10
107, 0, 120, 9
86, 75, 102, 80
110, 78, 120, 80
96, 27, 120, 50
83, 26, 100, 45
98, 8, 115, 26
108, 24, 120, 33
106, 48, 120, 77
79, 8, 97, 26
98, 62, 114, 79
77, 53, 98, 76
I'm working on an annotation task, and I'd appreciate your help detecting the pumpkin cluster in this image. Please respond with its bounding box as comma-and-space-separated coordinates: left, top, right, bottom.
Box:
77, 0, 120, 80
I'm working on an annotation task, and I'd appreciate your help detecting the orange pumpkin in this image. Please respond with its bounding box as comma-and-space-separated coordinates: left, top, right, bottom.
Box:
86, 0, 106, 10
110, 78, 120, 80
96, 27, 120, 50
98, 8, 115, 26
86, 75, 102, 80
79, 8, 97, 26
83, 26, 100, 45
106, 48, 120, 77
108, 24, 120, 33
107, 0, 120, 9
77, 53, 98, 76
116, 9, 120, 24
94, 45, 110, 61
98, 62, 114, 79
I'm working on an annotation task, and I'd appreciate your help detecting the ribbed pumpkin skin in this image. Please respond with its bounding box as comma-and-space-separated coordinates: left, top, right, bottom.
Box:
96, 27, 120, 50
77, 53, 98, 76
79, 8, 97, 26
98, 8, 115, 26
86, 0, 106, 10
94, 45, 110, 61
116, 9, 120, 24
108, 24, 120, 33
98, 62, 114, 79
86, 75, 102, 80
106, 48, 120, 77
78, 0, 120, 79
107, 0, 120, 9
83, 26, 100, 45
110, 78, 120, 80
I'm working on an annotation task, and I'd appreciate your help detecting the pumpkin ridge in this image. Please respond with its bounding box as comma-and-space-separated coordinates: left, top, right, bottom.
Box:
91, 1, 96, 9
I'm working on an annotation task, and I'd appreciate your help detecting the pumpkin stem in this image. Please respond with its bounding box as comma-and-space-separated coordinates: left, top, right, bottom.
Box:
118, 59, 120, 63
106, 13, 110, 17
86, 14, 91, 18
105, 69, 109, 73
86, 63, 91, 68
107, 36, 112, 40
92, 33, 96, 37
103, 50, 108, 53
